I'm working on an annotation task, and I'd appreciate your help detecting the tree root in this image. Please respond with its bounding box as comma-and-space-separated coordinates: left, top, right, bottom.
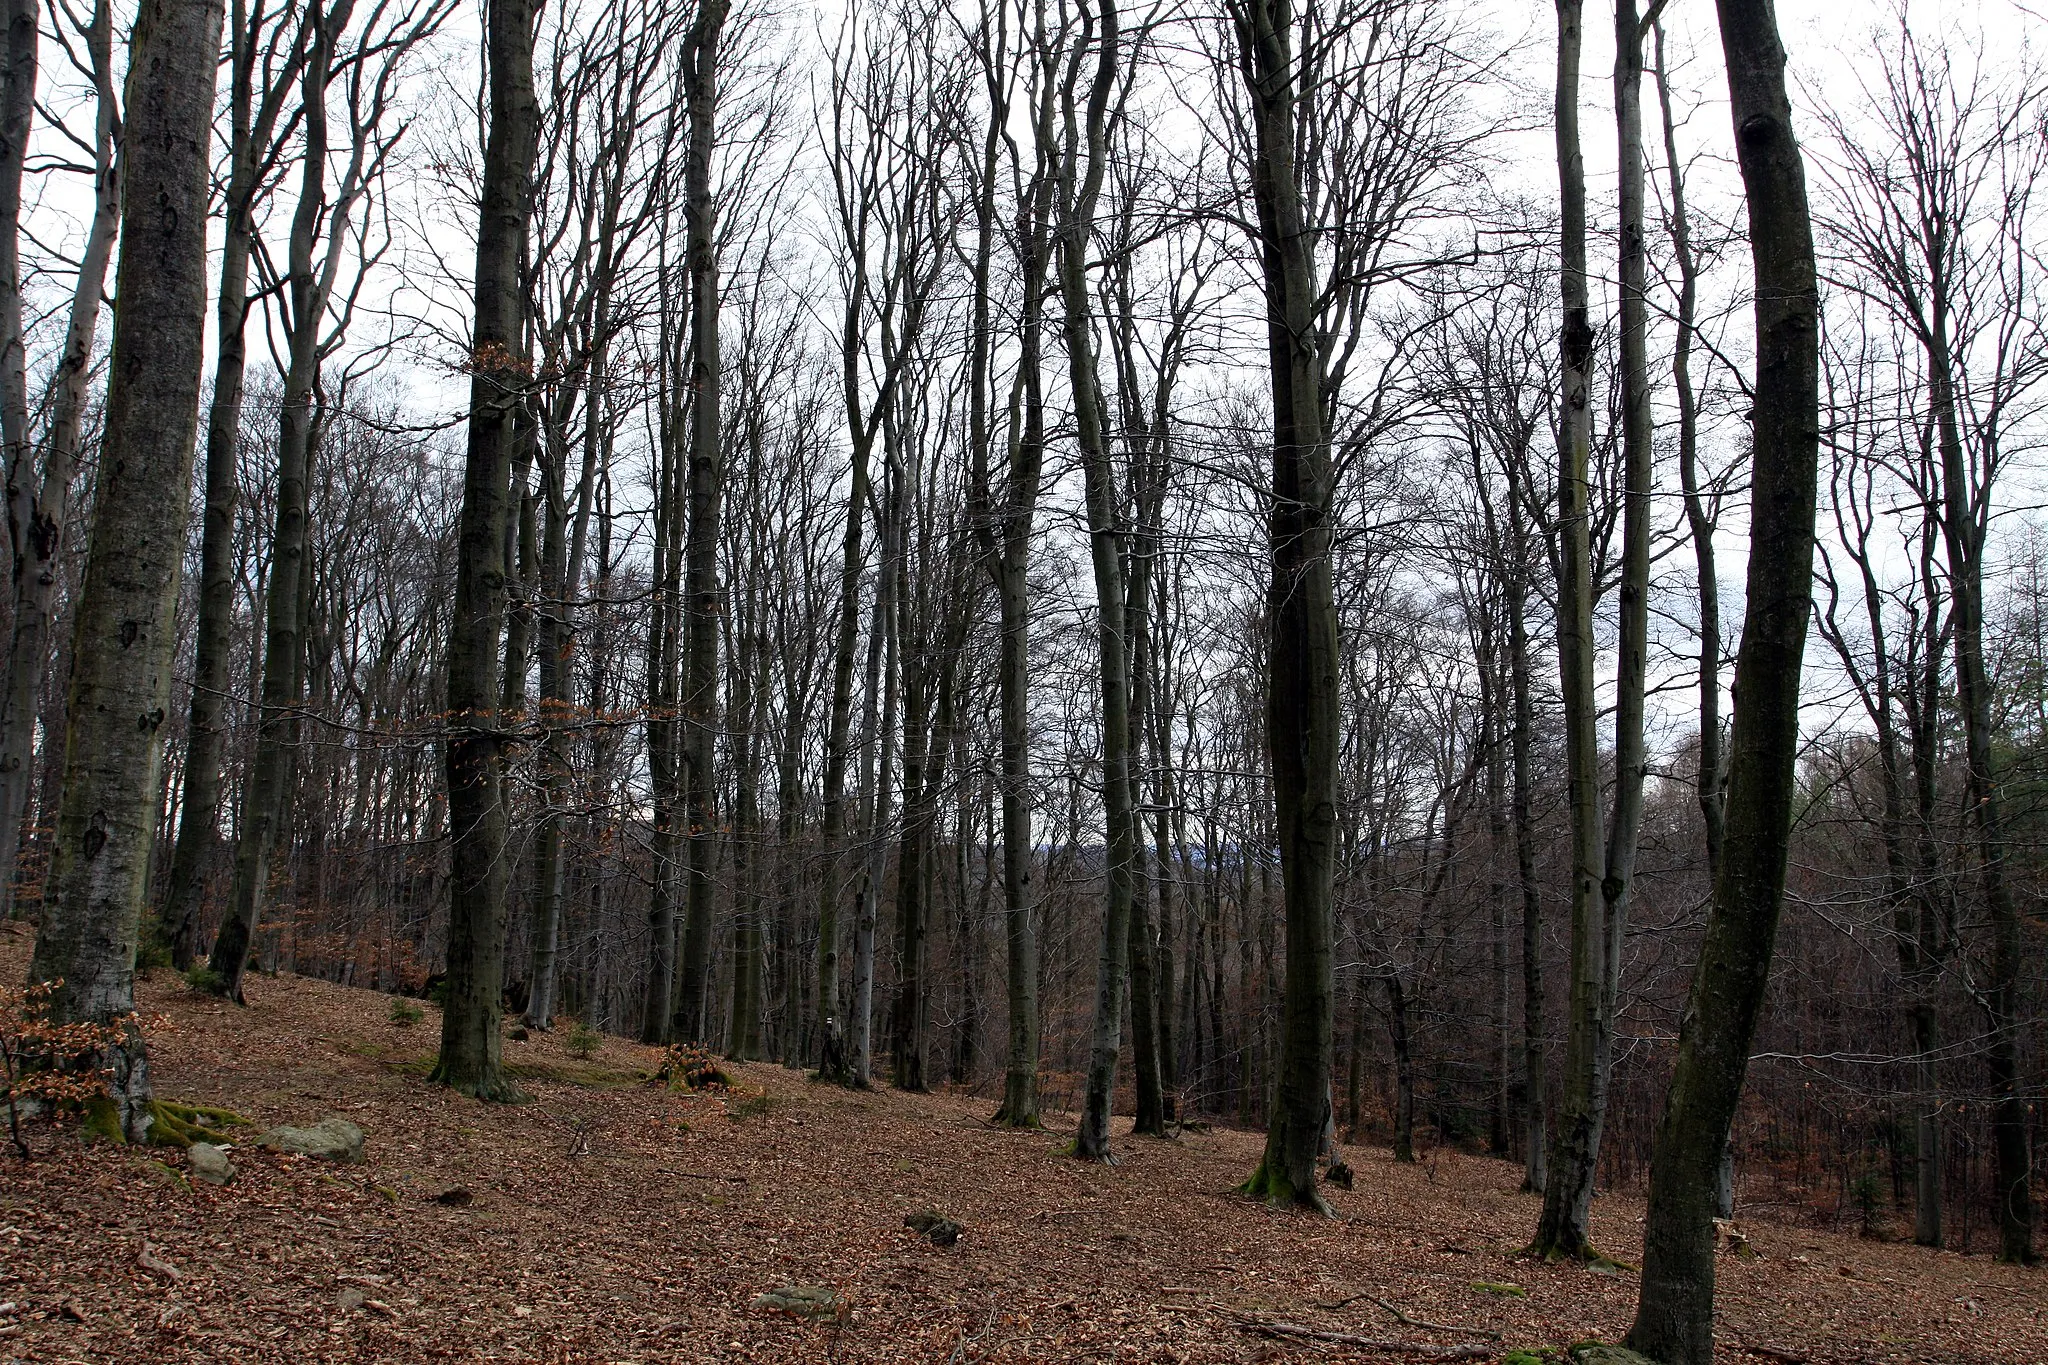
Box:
146, 1099, 254, 1147
1239, 1159, 1335, 1216
1523, 1238, 1635, 1271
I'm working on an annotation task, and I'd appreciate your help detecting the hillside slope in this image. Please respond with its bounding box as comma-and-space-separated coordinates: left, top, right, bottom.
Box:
2, 923, 2040, 1364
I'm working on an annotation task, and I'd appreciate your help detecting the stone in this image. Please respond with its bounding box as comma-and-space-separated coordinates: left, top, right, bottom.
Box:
257, 1117, 365, 1163
752, 1285, 846, 1323
337, 1286, 367, 1312
188, 1142, 236, 1186
1571, 1347, 1660, 1365
904, 1210, 961, 1248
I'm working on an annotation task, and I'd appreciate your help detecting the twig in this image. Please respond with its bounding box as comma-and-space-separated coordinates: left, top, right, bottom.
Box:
669, 1169, 748, 1184
1746, 1346, 1807, 1364
1231, 1315, 1493, 1359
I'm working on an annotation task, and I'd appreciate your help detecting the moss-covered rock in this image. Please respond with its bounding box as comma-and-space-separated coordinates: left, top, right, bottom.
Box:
257, 1116, 365, 1162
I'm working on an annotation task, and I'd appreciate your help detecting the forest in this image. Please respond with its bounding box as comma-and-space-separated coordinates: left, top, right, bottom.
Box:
1, 0, 2043, 1360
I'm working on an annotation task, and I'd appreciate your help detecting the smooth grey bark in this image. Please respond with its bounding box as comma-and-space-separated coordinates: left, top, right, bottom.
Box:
27, 0, 225, 1138
0, 0, 116, 924
1625, 0, 1820, 1356
432, 0, 538, 1101
1229, 0, 1339, 1215
1535, 0, 1656, 1261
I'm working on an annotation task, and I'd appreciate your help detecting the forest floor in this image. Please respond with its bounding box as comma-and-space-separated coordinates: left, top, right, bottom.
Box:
2, 925, 2042, 1365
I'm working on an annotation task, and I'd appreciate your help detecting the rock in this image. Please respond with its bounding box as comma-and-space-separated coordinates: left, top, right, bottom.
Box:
752, 1285, 846, 1323
1570, 1347, 1660, 1365
257, 1117, 365, 1163
1472, 1281, 1526, 1298
337, 1286, 368, 1313
433, 1187, 473, 1207
904, 1209, 962, 1247
188, 1142, 236, 1186
1323, 1160, 1354, 1189
507, 1026, 529, 1041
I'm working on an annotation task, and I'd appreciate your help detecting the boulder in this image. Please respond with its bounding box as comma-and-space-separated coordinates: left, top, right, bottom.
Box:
257, 1117, 365, 1163
1571, 1347, 1660, 1365
187, 1142, 235, 1186
752, 1285, 846, 1324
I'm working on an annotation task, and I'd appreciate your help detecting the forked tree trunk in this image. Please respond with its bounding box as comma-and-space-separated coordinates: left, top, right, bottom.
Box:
432, 0, 538, 1101
1625, 0, 1819, 1357
27, 0, 224, 1138
1062, 0, 1137, 1167
1231, 0, 1339, 1215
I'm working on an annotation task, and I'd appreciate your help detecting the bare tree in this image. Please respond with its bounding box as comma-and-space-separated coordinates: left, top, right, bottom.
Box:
433, 0, 540, 1101
1627, 0, 1821, 1355
26, 0, 225, 1137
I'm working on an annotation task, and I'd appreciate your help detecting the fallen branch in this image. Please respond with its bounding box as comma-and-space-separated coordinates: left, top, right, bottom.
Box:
1310, 1294, 1500, 1341
1230, 1314, 1494, 1359
1746, 1346, 1807, 1364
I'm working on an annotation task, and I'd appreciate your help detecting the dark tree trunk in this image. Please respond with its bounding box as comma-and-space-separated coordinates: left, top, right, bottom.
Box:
1230, 0, 1339, 1215
432, 0, 538, 1101
1625, 0, 1820, 1357
672, 0, 728, 1045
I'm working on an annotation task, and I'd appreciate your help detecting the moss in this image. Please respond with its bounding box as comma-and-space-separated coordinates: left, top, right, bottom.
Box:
1239, 1156, 1334, 1215
79, 1094, 123, 1143
146, 1100, 253, 1147
1472, 1281, 1528, 1298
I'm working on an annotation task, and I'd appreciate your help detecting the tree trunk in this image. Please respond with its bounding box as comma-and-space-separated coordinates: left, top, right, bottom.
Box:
26, 0, 224, 1138
1625, 0, 1819, 1355
210, 9, 344, 1000
431, 0, 538, 1101
0, 0, 113, 926
0, 0, 37, 918
157, 0, 304, 965
1064, 0, 1137, 1167
1232, 0, 1339, 1215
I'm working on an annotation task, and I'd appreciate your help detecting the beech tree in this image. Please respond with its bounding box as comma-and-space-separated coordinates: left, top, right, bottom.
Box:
1627, 0, 1821, 1356
26, 0, 226, 1136
433, 0, 540, 1101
